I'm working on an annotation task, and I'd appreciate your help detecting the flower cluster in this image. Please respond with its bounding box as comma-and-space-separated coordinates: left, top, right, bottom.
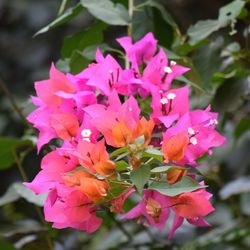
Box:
25, 33, 225, 238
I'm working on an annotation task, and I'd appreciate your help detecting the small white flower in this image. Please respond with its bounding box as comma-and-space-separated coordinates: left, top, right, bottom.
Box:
81, 129, 92, 138
163, 66, 172, 74
170, 60, 177, 66
82, 137, 91, 142
167, 93, 176, 100
188, 127, 195, 135
190, 137, 198, 145
160, 97, 168, 105
210, 119, 218, 125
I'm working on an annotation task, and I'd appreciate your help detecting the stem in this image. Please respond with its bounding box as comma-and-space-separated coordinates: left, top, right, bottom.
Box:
14, 151, 29, 182
125, 0, 134, 69
0, 77, 30, 127
106, 210, 133, 241
127, 0, 134, 37
58, 0, 68, 16
14, 151, 54, 250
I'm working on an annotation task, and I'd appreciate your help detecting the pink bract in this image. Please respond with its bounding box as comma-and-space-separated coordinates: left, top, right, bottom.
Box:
25, 32, 226, 238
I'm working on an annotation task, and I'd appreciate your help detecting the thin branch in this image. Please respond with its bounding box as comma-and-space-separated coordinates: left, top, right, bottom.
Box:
14, 151, 54, 250
58, 0, 68, 16
127, 0, 134, 37
125, 0, 134, 69
106, 210, 133, 241
0, 76, 30, 127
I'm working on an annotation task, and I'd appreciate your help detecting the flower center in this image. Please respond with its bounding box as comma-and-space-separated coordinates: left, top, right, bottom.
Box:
146, 197, 162, 223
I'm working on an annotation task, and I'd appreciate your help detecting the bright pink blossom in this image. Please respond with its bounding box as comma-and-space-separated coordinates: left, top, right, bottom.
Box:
117, 32, 157, 70
122, 190, 171, 230
163, 107, 226, 165
24, 150, 70, 194
44, 185, 101, 233
35, 63, 76, 106
168, 187, 214, 239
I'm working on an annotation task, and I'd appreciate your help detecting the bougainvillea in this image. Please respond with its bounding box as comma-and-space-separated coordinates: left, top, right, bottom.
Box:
24, 32, 226, 238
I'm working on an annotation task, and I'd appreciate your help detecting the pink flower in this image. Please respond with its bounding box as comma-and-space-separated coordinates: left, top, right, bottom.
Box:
142, 48, 189, 92
168, 187, 214, 239
84, 94, 154, 148
163, 107, 226, 165
122, 190, 170, 230
110, 188, 135, 213
117, 32, 157, 71
35, 63, 75, 106
77, 54, 122, 96
151, 86, 190, 127
23, 150, 71, 194
44, 185, 102, 233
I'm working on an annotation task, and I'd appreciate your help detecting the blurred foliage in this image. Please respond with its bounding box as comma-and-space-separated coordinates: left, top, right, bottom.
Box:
0, 0, 250, 249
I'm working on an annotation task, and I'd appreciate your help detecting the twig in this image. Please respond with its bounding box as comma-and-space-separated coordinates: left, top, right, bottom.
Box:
106, 210, 133, 241
14, 151, 54, 250
125, 0, 134, 69
0, 76, 30, 127
127, 0, 134, 37
58, 0, 68, 16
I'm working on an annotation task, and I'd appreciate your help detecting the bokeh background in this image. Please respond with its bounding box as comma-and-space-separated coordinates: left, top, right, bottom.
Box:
0, 0, 250, 249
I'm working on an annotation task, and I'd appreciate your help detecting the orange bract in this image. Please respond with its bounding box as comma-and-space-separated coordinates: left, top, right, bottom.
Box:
133, 117, 155, 145
167, 168, 187, 184
111, 120, 133, 147
93, 160, 116, 176
50, 113, 79, 141
162, 132, 189, 163
63, 170, 109, 202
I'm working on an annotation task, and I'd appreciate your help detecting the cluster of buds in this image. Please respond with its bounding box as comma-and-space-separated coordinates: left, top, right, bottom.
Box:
25, 33, 225, 238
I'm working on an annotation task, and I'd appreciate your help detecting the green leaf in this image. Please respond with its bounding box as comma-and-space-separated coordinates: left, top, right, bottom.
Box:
0, 185, 20, 206
187, 20, 221, 45
98, 180, 131, 203
130, 165, 151, 194
114, 152, 129, 161
110, 146, 128, 158
151, 166, 171, 173
34, 3, 83, 36
115, 160, 128, 172
149, 176, 206, 196
56, 58, 70, 73
218, 0, 245, 35
61, 22, 107, 58
187, 0, 245, 45
176, 75, 204, 92
214, 77, 249, 112
164, 48, 181, 60
0, 183, 47, 207
13, 183, 47, 206
235, 118, 250, 139
0, 239, 16, 250
240, 193, 250, 216
146, 0, 179, 30
0, 138, 32, 170
151, 166, 185, 173
132, 4, 154, 41
218, 0, 245, 25
219, 176, 250, 199
80, 0, 129, 25
193, 36, 225, 90
69, 50, 90, 74
144, 147, 163, 162
82, 43, 110, 60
